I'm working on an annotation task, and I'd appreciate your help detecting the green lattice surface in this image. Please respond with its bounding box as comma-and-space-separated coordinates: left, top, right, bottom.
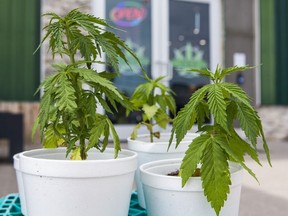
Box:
128, 193, 147, 216
0, 193, 146, 216
0, 194, 23, 216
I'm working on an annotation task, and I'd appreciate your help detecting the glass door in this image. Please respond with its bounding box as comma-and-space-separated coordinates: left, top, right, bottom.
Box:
92, 0, 222, 140
93, 0, 154, 139
169, 0, 211, 112
105, 0, 152, 126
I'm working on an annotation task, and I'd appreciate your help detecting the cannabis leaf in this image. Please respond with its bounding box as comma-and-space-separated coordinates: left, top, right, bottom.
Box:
37, 8, 144, 73
129, 75, 176, 142
170, 65, 271, 216
34, 9, 144, 160
169, 84, 210, 148
142, 104, 158, 120
201, 135, 231, 216
43, 124, 63, 148
54, 73, 77, 112
180, 134, 210, 185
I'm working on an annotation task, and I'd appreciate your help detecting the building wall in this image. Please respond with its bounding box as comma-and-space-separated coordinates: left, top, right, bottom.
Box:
40, 0, 259, 103
41, 0, 92, 78
0, 0, 93, 145
224, 0, 258, 105
0, 0, 263, 145
275, 0, 288, 104
0, 0, 40, 101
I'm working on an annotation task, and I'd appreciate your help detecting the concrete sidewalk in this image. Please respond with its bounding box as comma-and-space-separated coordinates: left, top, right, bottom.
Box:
239, 139, 288, 216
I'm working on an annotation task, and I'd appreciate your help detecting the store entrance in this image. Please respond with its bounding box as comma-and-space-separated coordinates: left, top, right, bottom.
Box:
93, 0, 222, 140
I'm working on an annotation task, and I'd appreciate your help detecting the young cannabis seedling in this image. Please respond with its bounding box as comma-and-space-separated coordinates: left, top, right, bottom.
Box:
129, 75, 176, 142
169, 65, 271, 216
32, 9, 143, 160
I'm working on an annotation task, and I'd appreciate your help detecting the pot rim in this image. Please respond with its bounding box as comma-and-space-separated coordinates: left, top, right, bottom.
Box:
19, 147, 137, 162
127, 133, 199, 153
19, 148, 138, 178
140, 158, 243, 191
13, 153, 20, 170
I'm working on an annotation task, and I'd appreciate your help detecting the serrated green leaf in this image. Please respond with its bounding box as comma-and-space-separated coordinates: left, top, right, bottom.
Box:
81, 93, 97, 122
38, 92, 52, 140
88, 115, 107, 149
131, 82, 153, 104
256, 116, 272, 166
215, 133, 259, 183
164, 94, 177, 116
153, 75, 166, 83
105, 90, 134, 112
75, 68, 123, 100
43, 124, 61, 148
180, 134, 210, 186
130, 123, 141, 140
54, 73, 77, 112
186, 68, 213, 79
73, 35, 97, 62
95, 93, 113, 113
201, 137, 231, 216
213, 65, 221, 80
101, 124, 110, 152
220, 83, 252, 107
98, 71, 118, 80
106, 117, 121, 158
195, 100, 209, 129
142, 104, 158, 120
154, 95, 166, 112
37, 74, 58, 136
70, 147, 82, 160
100, 31, 144, 74
219, 65, 254, 80
226, 100, 238, 128
229, 129, 261, 165
171, 84, 210, 148
207, 84, 228, 132
155, 81, 168, 94
236, 102, 260, 146
154, 109, 170, 129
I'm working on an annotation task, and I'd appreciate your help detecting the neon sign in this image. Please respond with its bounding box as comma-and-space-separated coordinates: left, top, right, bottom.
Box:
110, 1, 147, 27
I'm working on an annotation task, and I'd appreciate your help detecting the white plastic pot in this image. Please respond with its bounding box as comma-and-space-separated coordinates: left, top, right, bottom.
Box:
127, 133, 198, 208
13, 154, 27, 215
140, 158, 243, 216
19, 148, 137, 216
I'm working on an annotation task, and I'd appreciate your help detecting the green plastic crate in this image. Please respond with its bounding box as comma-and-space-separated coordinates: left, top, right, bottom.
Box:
0, 194, 23, 216
0, 193, 146, 216
128, 193, 147, 216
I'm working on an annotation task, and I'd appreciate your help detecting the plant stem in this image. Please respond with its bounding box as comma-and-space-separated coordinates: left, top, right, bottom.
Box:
149, 120, 154, 143
65, 24, 75, 65
65, 24, 86, 160
149, 86, 155, 143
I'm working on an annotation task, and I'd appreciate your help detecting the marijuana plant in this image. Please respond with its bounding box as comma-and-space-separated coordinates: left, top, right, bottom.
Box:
129, 75, 176, 142
32, 9, 143, 160
169, 65, 271, 216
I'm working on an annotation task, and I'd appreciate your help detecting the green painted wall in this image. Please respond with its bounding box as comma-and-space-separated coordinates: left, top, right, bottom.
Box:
260, 0, 276, 104
0, 0, 40, 101
261, 0, 288, 105
275, 0, 288, 104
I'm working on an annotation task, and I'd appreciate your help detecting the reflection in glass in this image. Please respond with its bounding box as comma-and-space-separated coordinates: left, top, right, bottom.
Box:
169, 0, 210, 113
105, 0, 151, 124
